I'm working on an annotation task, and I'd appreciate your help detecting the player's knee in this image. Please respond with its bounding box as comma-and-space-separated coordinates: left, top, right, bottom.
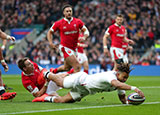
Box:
64, 66, 71, 71
54, 97, 66, 103
74, 64, 81, 72
115, 58, 124, 64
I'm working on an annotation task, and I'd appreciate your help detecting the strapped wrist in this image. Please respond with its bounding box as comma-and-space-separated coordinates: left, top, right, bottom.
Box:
131, 86, 137, 90
1, 59, 5, 63
6, 35, 10, 40
104, 46, 107, 49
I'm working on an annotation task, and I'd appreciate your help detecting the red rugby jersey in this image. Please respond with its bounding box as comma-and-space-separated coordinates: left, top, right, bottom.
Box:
50, 17, 84, 51
21, 61, 44, 93
105, 23, 126, 48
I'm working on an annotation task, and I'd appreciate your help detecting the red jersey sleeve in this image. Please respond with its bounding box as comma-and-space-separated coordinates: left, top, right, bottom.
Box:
77, 19, 84, 29
22, 74, 37, 93
105, 25, 114, 35
50, 20, 61, 32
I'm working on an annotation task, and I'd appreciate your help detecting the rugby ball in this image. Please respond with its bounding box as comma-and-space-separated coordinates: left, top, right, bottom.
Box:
127, 93, 145, 105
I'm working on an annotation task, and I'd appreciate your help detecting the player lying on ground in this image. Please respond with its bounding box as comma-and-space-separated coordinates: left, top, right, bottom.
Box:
33, 63, 144, 104
17, 58, 62, 101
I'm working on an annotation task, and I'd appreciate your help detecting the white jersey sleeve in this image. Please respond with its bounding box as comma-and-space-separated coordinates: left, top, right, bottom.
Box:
105, 71, 117, 84
38, 65, 43, 71
117, 89, 126, 95
105, 28, 110, 35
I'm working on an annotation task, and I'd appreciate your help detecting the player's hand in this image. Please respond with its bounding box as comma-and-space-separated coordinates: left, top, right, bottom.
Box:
1, 62, 9, 72
134, 88, 144, 97
128, 40, 135, 45
128, 46, 133, 51
49, 43, 58, 50
7, 36, 16, 41
78, 37, 86, 42
1, 45, 5, 50
104, 48, 110, 56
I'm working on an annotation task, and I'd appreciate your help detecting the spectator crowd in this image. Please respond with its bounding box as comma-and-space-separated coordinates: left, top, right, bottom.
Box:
1, 0, 160, 66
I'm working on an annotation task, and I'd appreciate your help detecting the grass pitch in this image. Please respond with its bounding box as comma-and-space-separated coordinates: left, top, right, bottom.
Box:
0, 75, 160, 115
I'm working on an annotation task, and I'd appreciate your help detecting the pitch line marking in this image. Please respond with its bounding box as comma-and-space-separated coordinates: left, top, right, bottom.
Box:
140, 86, 160, 88
1, 101, 160, 115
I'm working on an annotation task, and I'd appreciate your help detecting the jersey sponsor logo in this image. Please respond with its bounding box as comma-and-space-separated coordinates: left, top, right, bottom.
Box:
63, 26, 66, 29
64, 31, 78, 35
116, 34, 124, 37
27, 85, 33, 92
68, 50, 71, 54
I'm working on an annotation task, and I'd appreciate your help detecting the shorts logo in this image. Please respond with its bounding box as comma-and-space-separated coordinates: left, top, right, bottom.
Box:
68, 50, 71, 54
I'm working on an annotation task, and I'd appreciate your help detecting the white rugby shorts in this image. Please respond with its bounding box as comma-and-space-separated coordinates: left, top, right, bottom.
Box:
46, 81, 60, 95
110, 47, 125, 61
63, 72, 89, 101
59, 45, 77, 59
77, 52, 88, 64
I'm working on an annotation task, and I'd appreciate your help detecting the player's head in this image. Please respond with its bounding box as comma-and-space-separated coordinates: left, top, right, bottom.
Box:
115, 14, 124, 26
62, 4, 73, 19
116, 63, 132, 82
18, 57, 34, 73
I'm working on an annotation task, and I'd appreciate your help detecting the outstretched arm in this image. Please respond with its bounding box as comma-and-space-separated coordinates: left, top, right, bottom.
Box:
0, 29, 15, 41
111, 79, 144, 97
118, 93, 128, 104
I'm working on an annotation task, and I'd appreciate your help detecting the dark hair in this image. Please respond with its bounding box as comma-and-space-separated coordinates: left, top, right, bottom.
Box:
117, 63, 133, 74
62, 4, 72, 12
17, 57, 28, 71
116, 14, 124, 18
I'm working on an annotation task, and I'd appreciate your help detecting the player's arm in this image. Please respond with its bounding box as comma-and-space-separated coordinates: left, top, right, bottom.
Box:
103, 33, 110, 55
77, 43, 88, 48
1, 39, 7, 50
111, 79, 144, 97
47, 29, 58, 49
79, 25, 89, 41
123, 37, 134, 45
0, 29, 15, 41
32, 81, 48, 97
0, 47, 8, 72
117, 90, 128, 104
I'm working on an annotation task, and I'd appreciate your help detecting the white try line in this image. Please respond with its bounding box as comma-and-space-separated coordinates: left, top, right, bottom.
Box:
140, 86, 160, 88
1, 101, 160, 115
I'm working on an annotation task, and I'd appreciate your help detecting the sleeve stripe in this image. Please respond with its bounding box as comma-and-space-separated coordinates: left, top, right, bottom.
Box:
31, 87, 39, 94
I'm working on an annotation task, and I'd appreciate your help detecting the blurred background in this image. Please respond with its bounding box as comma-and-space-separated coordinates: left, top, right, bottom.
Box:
0, 0, 160, 75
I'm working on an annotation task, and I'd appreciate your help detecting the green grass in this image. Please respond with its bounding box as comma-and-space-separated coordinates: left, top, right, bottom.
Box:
0, 75, 160, 115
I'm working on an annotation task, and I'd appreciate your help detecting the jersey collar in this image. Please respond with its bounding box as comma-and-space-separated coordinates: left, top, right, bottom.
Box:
23, 72, 34, 76
115, 23, 121, 28
64, 17, 73, 24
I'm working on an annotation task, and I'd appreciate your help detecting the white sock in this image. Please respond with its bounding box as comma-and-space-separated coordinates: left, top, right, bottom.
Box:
43, 71, 50, 79
44, 96, 57, 102
0, 86, 5, 91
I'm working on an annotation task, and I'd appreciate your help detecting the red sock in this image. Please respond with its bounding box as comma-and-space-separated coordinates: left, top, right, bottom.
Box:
67, 68, 74, 74
84, 70, 88, 74
53, 68, 58, 73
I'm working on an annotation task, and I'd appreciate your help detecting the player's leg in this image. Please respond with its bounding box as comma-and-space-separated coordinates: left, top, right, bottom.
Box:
0, 70, 5, 95
82, 61, 89, 74
65, 55, 81, 73
32, 92, 75, 103
0, 70, 16, 100
53, 92, 75, 103
53, 60, 72, 73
